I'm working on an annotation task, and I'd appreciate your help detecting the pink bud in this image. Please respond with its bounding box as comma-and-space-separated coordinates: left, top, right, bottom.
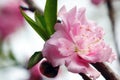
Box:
39, 59, 59, 78
91, 0, 104, 5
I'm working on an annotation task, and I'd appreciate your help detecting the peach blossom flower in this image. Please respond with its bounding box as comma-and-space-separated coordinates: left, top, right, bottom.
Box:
42, 6, 116, 79
0, 0, 24, 40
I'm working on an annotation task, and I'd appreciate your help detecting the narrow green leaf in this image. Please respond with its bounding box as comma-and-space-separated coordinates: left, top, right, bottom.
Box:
27, 51, 43, 69
9, 51, 16, 61
35, 11, 47, 29
35, 11, 51, 38
44, 0, 57, 35
21, 9, 49, 41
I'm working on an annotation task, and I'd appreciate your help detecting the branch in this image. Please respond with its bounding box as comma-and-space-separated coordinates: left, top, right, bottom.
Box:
92, 62, 120, 80
79, 73, 92, 80
22, 0, 43, 14
106, 0, 120, 64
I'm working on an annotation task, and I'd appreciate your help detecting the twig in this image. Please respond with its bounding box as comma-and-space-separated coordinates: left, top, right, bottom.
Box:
106, 0, 114, 27
79, 73, 92, 80
106, 0, 120, 64
22, 0, 43, 14
92, 62, 120, 80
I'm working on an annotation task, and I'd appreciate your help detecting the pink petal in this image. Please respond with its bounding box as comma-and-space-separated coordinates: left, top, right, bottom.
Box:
66, 54, 100, 79
77, 8, 88, 25
58, 6, 67, 17
42, 43, 66, 67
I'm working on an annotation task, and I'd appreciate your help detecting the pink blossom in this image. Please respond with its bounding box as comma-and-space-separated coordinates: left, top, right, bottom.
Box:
91, 0, 105, 5
0, 0, 24, 40
42, 6, 116, 79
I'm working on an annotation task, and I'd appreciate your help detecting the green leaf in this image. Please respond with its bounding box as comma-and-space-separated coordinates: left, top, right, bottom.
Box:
21, 9, 49, 41
35, 11, 50, 39
27, 51, 43, 69
44, 0, 57, 35
9, 51, 16, 61
35, 11, 46, 29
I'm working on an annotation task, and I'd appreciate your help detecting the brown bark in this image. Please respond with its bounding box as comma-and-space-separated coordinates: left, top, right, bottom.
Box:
79, 73, 92, 80
92, 62, 120, 80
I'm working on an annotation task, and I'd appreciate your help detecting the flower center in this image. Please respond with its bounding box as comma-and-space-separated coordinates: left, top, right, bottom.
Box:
74, 39, 101, 54
74, 46, 89, 54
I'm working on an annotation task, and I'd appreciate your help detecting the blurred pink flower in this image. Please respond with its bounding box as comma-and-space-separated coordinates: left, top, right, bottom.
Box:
0, 0, 24, 40
29, 63, 42, 80
42, 6, 116, 79
91, 0, 105, 5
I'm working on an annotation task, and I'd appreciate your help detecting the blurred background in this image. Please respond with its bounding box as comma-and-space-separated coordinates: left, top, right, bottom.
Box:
0, 0, 120, 80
